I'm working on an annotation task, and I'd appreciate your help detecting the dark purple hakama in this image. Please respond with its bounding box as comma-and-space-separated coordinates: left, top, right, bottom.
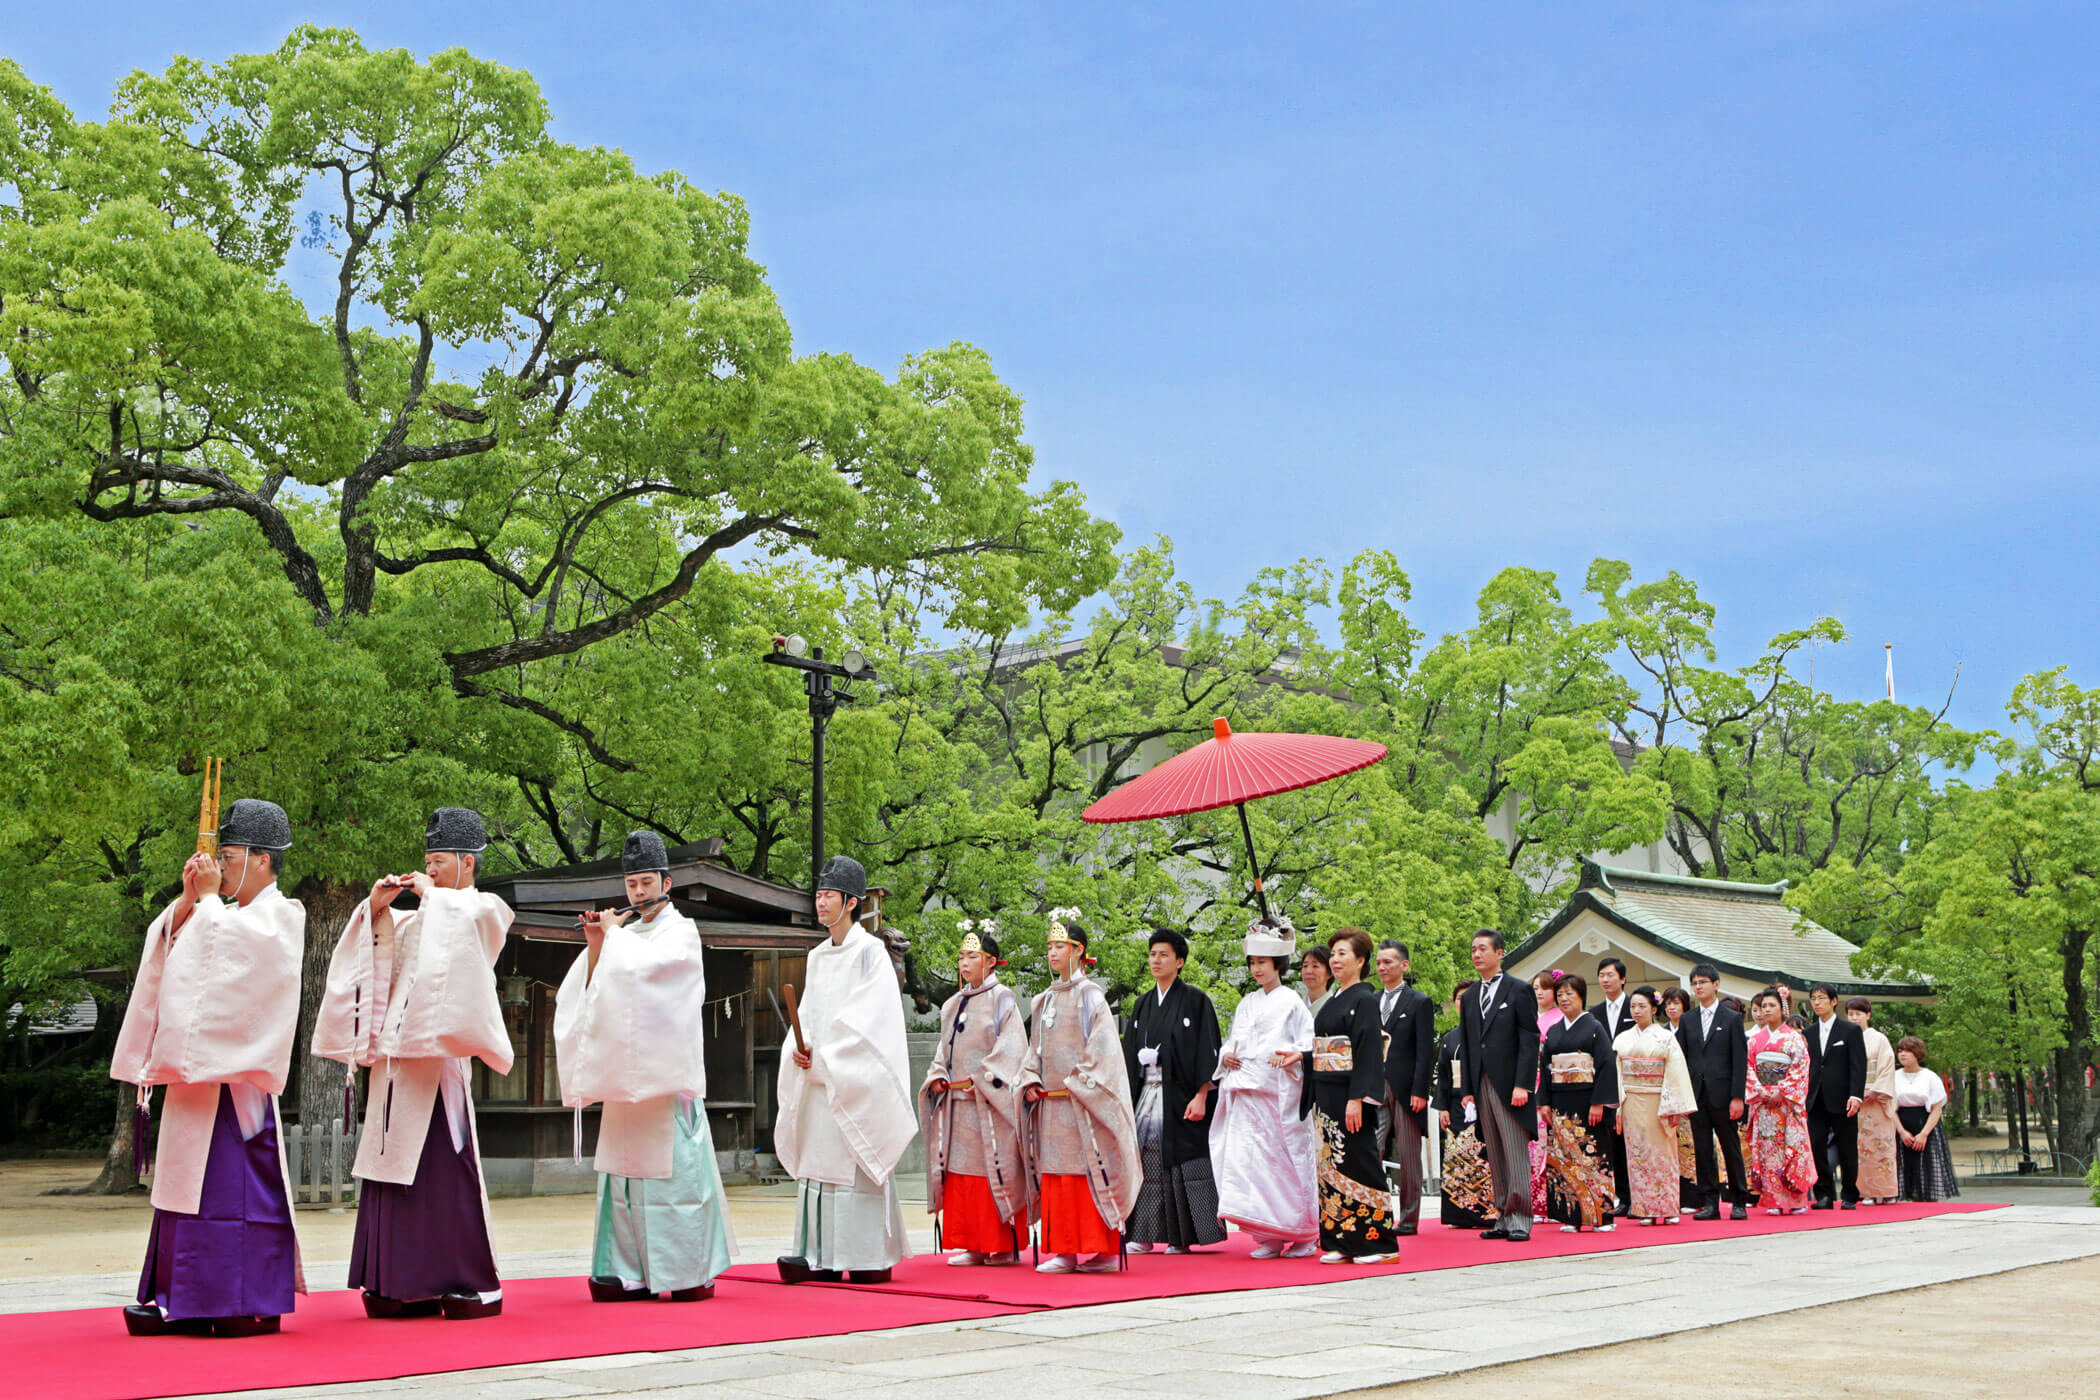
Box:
347, 1095, 500, 1301
137, 1087, 298, 1321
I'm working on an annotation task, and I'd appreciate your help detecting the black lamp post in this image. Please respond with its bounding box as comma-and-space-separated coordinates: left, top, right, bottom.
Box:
761, 634, 875, 893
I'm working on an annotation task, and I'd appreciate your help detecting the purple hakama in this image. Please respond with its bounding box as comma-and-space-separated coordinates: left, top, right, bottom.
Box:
347, 1096, 500, 1301
136, 1087, 297, 1321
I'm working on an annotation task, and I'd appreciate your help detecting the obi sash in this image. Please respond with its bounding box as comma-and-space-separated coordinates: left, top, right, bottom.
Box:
1548, 1052, 1597, 1085
1619, 1053, 1667, 1093
1312, 1035, 1353, 1074
1753, 1049, 1792, 1087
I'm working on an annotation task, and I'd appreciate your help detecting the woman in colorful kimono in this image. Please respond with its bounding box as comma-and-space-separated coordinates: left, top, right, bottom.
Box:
1611, 986, 1696, 1226
1539, 973, 1618, 1234
1743, 988, 1817, 1215
1893, 1037, 1961, 1202
1435, 980, 1496, 1231
1527, 971, 1564, 1221
1305, 928, 1398, 1264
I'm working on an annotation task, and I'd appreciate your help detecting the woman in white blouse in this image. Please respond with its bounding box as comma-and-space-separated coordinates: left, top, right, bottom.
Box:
1892, 1036, 1960, 1202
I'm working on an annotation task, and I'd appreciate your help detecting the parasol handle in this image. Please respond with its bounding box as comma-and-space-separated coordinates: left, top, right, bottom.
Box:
1235, 801, 1271, 918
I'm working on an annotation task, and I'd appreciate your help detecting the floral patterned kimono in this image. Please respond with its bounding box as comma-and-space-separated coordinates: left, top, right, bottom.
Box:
1855, 1026, 1900, 1201
1744, 1025, 1817, 1213
1611, 1023, 1696, 1221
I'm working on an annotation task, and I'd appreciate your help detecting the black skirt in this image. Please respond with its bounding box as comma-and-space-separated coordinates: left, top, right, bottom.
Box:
1895, 1106, 1960, 1202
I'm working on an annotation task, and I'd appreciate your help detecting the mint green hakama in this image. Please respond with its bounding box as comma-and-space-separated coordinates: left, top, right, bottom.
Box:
592, 1097, 735, 1293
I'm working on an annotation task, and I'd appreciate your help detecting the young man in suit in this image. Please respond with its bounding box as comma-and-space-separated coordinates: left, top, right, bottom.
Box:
1458, 929, 1539, 1242
1585, 956, 1635, 1216
1373, 940, 1436, 1235
1677, 964, 1750, 1221
1804, 984, 1868, 1209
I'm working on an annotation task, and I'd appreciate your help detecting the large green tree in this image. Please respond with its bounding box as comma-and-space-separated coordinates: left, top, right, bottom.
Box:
0, 31, 1111, 1159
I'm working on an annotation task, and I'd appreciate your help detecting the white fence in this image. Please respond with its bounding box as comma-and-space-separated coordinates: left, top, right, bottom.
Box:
284, 1118, 359, 1206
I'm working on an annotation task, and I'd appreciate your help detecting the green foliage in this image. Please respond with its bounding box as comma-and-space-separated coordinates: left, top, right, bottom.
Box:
0, 1062, 122, 1150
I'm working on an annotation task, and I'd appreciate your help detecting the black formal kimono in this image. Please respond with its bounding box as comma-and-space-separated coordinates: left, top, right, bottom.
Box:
1123, 979, 1225, 1247
1584, 997, 1634, 1212
1304, 981, 1398, 1257
1540, 1016, 1619, 1231
1435, 1024, 1496, 1230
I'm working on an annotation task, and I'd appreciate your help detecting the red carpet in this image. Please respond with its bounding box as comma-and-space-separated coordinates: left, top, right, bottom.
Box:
4, 1202, 1996, 1400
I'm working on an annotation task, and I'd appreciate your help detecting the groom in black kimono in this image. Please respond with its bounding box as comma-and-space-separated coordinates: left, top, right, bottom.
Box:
1122, 930, 1224, 1252
1459, 929, 1539, 1242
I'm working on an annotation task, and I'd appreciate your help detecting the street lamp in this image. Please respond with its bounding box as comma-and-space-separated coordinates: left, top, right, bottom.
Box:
761, 635, 876, 893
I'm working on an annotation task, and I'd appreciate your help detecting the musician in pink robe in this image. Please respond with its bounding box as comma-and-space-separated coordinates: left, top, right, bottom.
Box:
1744, 988, 1817, 1215
313, 806, 514, 1320
112, 799, 305, 1337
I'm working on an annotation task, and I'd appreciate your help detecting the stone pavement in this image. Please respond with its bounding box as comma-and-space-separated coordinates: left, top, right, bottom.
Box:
26, 1204, 2100, 1400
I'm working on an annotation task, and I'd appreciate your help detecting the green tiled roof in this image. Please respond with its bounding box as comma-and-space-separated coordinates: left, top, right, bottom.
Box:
1513, 862, 1926, 996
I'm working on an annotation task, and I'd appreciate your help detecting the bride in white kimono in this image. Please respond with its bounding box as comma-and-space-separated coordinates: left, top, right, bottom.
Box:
1209, 917, 1318, 1258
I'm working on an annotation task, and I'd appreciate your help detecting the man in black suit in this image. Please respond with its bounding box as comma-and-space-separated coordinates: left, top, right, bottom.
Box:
1373, 940, 1436, 1235
1459, 929, 1539, 1242
1677, 963, 1749, 1221
1804, 983, 1868, 1209
1584, 956, 1635, 1216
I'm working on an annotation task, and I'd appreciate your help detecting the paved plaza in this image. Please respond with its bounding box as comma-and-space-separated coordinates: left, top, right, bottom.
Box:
8, 1192, 2092, 1400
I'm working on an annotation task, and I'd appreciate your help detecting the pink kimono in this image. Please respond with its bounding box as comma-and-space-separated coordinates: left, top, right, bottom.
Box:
1745, 1025, 1817, 1212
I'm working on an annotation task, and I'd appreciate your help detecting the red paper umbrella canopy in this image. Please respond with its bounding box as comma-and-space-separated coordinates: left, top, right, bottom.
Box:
1081, 718, 1387, 918
1081, 718, 1388, 824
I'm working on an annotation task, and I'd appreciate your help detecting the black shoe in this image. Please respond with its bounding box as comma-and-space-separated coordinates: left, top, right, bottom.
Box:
1612, 1205, 1631, 1219
212, 1315, 280, 1338
588, 1276, 655, 1303
361, 1292, 441, 1319
665, 1284, 715, 1302
1396, 1225, 1418, 1236
1840, 1200, 1857, 1211
1504, 1231, 1530, 1243
777, 1255, 815, 1284
123, 1305, 211, 1337
1730, 1205, 1748, 1221
846, 1268, 893, 1284
439, 1292, 501, 1320
1693, 1205, 1721, 1221
1479, 1228, 1508, 1240
1810, 1200, 1836, 1211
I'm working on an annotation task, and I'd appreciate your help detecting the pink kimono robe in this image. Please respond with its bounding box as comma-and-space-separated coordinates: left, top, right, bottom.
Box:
1745, 1025, 1817, 1212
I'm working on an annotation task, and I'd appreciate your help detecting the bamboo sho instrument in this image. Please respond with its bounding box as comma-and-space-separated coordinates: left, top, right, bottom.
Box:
195, 756, 222, 857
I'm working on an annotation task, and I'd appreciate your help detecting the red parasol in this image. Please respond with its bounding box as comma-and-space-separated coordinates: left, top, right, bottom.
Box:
1081, 717, 1387, 917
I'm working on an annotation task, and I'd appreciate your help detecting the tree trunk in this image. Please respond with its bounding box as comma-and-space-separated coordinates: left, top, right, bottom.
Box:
292, 877, 365, 1127
2058, 923, 2095, 1160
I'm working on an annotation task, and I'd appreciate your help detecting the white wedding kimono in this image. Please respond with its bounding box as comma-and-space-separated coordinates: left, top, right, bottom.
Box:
555, 903, 735, 1292
1208, 983, 1318, 1246
774, 924, 914, 1270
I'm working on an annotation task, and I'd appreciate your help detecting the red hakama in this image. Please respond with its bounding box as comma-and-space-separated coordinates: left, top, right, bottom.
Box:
939, 1172, 1027, 1254
1037, 1173, 1117, 1254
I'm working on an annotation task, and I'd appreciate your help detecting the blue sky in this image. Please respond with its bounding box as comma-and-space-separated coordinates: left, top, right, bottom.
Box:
13, 3, 2096, 740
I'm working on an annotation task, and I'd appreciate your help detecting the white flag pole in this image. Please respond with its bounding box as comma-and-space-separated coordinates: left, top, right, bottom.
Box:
1884, 643, 1894, 702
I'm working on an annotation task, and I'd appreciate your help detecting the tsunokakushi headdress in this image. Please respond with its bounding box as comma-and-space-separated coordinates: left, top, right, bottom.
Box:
1243, 912, 1296, 960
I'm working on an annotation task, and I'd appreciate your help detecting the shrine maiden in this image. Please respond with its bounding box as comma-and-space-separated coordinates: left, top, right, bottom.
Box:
921, 921, 1030, 1265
